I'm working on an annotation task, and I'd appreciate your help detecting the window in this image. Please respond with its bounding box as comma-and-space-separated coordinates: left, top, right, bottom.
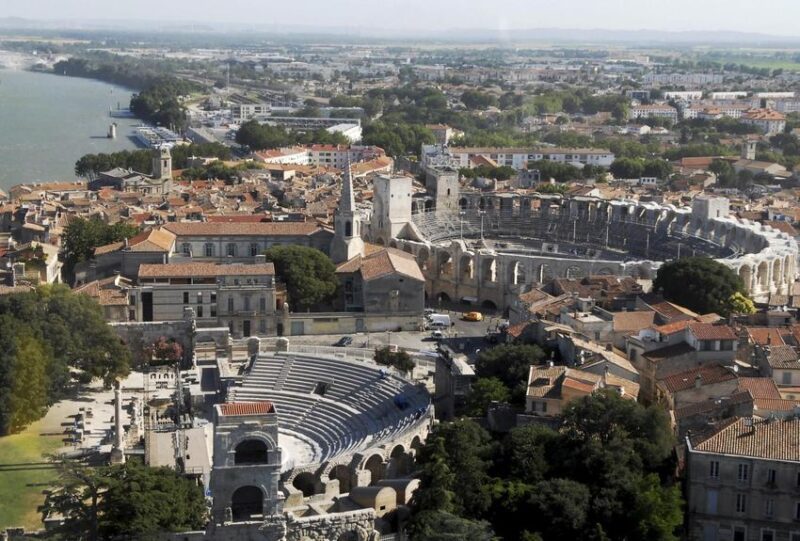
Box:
791, 533, 800, 541
196, 292, 203, 304
183, 292, 189, 304
210, 292, 217, 304
227, 243, 237, 257
211, 305, 217, 317
796, 501, 800, 520
259, 297, 266, 312
250, 243, 259, 257
204, 243, 214, 257
181, 242, 191, 255
784, 372, 793, 385
738, 463, 749, 481
197, 306, 203, 318
768, 469, 777, 484
765, 498, 774, 518
706, 489, 718, 514
244, 297, 251, 311
709, 461, 720, 479
259, 319, 266, 333
762, 530, 775, 541
733, 527, 746, 541
736, 493, 747, 514
227, 297, 234, 313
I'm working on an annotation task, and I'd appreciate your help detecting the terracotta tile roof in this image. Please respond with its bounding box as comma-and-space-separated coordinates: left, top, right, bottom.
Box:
659, 365, 737, 394
218, 401, 275, 416
613, 311, 656, 333
764, 345, 800, 369
336, 248, 424, 282
654, 319, 693, 335
519, 288, 553, 305
93, 228, 175, 256
764, 221, 798, 236
675, 391, 753, 420
647, 300, 700, 321
163, 221, 325, 237
753, 398, 800, 412
139, 262, 275, 279
688, 322, 737, 341
738, 377, 782, 399
643, 342, 697, 361
746, 327, 787, 346
691, 417, 800, 462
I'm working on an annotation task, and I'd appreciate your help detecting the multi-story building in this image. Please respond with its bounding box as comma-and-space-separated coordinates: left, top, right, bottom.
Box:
445, 147, 615, 170
741, 109, 787, 135
253, 145, 384, 168
163, 222, 335, 261
630, 104, 679, 122
133, 261, 281, 337
686, 416, 800, 541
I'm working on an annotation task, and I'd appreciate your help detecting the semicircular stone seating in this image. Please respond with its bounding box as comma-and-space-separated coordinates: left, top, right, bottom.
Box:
229, 353, 431, 466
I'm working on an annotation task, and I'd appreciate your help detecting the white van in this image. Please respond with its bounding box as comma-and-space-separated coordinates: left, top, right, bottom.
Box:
427, 313, 451, 328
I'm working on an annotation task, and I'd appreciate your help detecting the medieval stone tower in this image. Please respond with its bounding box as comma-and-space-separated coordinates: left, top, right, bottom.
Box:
425, 166, 460, 211
331, 163, 365, 263
209, 401, 283, 525
151, 145, 173, 192
370, 174, 413, 245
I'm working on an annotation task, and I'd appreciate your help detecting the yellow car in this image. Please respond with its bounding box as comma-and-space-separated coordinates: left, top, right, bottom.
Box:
463, 311, 484, 322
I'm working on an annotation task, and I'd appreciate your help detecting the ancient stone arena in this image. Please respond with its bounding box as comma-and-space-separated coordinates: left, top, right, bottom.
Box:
387, 194, 798, 309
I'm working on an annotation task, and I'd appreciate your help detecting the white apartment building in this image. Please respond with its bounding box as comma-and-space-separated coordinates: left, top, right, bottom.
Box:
630, 104, 679, 122
447, 147, 616, 169
663, 91, 703, 101
741, 109, 787, 135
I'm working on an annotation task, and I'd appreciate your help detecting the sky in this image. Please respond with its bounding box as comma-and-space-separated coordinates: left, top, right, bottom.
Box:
5, 0, 800, 37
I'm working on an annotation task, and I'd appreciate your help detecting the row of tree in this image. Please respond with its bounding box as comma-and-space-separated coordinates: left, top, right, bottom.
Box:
0, 286, 131, 434
235, 120, 350, 151
61, 217, 140, 281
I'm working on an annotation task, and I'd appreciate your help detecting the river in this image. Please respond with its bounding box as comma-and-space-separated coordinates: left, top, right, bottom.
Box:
0, 68, 144, 191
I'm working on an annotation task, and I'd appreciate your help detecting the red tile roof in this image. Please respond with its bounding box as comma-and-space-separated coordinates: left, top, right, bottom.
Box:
659, 365, 737, 393
691, 417, 800, 462
219, 401, 275, 416
163, 222, 326, 237
737, 377, 782, 399
139, 262, 275, 278
688, 322, 737, 341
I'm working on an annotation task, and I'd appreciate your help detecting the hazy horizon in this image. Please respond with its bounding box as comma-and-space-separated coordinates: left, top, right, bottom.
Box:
4, 0, 800, 38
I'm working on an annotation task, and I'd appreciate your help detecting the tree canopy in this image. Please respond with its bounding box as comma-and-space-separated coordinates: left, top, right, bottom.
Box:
475, 344, 546, 404
235, 120, 349, 150
652, 256, 747, 316
264, 245, 338, 310
61, 217, 140, 281
374, 346, 415, 374
0, 286, 130, 434
410, 392, 682, 541
46, 460, 207, 540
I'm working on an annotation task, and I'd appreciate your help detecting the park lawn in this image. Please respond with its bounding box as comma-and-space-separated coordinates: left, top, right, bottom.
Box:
0, 419, 62, 530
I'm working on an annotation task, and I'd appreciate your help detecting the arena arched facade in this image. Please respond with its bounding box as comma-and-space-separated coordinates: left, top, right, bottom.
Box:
385, 193, 797, 310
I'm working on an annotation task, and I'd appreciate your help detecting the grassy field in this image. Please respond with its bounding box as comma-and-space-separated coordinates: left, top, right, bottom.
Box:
0, 420, 63, 531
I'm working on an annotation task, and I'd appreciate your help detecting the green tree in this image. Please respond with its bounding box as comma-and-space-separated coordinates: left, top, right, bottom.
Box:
374, 346, 415, 375
61, 218, 140, 281
652, 256, 747, 316
709, 158, 737, 186
609, 157, 645, 179
47, 461, 207, 540
475, 345, 546, 403
407, 510, 494, 541
4, 330, 49, 433
465, 377, 510, 416
528, 478, 591, 540
264, 245, 338, 310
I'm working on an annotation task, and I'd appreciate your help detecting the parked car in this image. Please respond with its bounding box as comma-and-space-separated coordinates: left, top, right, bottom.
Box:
431, 330, 444, 340
462, 311, 484, 322
334, 336, 353, 347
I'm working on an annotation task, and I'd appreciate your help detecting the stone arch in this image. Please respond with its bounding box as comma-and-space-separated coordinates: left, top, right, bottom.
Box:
345, 221, 352, 237
231, 485, 263, 521
785, 256, 794, 284
460, 255, 474, 280
739, 264, 753, 292
481, 299, 498, 311
403, 245, 413, 254
410, 436, 423, 454
329, 464, 353, 494
389, 239, 398, 249
438, 252, 453, 278
387, 445, 412, 477
481, 258, 497, 283
509, 261, 526, 285
375, 236, 386, 246
459, 197, 468, 210
758, 261, 770, 290
424, 200, 434, 211
566, 265, 584, 279
436, 292, 451, 303
293, 472, 318, 497
363, 454, 385, 486
417, 246, 430, 271
234, 439, 270, 465
772, 259, 782, 287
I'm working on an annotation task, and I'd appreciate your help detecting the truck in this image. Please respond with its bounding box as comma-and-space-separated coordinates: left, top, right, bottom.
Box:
426, 313, 452, 328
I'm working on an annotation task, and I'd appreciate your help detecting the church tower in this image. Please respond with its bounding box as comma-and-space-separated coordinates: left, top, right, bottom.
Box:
331, 162, 365, 264
151, 145, 173, 193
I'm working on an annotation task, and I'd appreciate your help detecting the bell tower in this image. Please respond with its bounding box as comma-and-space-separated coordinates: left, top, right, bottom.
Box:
331, 161, 364, 263
151, 145, 173, 193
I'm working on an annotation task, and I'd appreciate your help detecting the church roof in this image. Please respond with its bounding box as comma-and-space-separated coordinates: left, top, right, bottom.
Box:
336, 247, 424, 282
